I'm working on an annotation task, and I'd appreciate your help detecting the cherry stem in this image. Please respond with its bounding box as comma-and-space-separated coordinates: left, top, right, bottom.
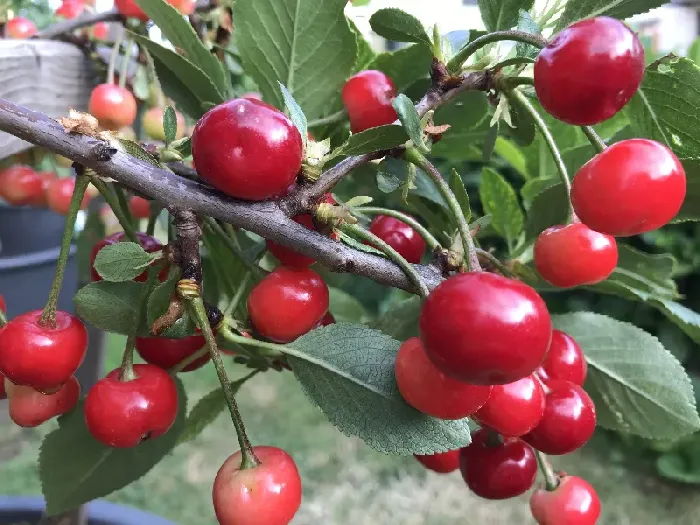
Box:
187, 294, 260, 469
39, 174, 89, 328
219, 325, 285, 359
503, 76, 534, 88
536, 450, 560, 491
113, 183, 135, 228
146, 205, 159, 236
352, 206, 441, 251
476, 248, 514, 277
119, 262, 164, 382
492, 56, 535, 70
342, 223, 430, 298
203, 218, 262, 278
106, 25, 125, 86
447, 30, 548, 73
0, 309, 7, 328
581, 126, 607, 153
118, 39, 134, 90
224, 272, 253, 318
307, 109, 347, 129
404, 147, 481, 272
90, 177, 138, 242
510, 89, 573, 221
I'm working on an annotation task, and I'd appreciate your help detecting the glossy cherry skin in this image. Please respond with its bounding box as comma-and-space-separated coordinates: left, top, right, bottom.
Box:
460, 429, 537, 500
4, 17, 37, 39
46, 177, 91, 216
524, 381, 596, 455
6, 376, 80, 428
0, 310, 88, 391
535, 222, 618, 288
536, 330, 587, 387
395, 337, 491, 420
319, 312, 335, 326
213, 446, 302, 525
129, 196, 152, 219
0, 374, 6, 400
90, 22, 109, 40
572, 139, 686, 236
89, 84, 138, 130
135, 335, 210, 372
474, 374, 545, 437
56, 0, 84, 18
248, 267, 329, 343
420, 272, 552, 385
84, 364, 179, 448
192, 98, 303, 201
142, 107, 185, 141
342, 70, 398, 132
369, 215, 426, 264
115, 0, 195, 21
531, 475, 601, 525
0, 294, 5, 313
0, 165, 43, 206
414, 449, 461, 474
90, 232, 164, 282
31, 171, 57, 207
534, 17, 644, 125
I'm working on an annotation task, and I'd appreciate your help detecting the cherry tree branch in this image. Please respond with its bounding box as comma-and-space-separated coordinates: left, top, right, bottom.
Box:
35, 9, 123, 39
0, 98, 444, 294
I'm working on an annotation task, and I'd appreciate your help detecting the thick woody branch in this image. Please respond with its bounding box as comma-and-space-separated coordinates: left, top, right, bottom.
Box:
0, 98, 443, 294
36, 9, 123, 39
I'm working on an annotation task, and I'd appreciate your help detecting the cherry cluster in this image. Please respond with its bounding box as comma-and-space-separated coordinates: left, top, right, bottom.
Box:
3, 0, 109, 40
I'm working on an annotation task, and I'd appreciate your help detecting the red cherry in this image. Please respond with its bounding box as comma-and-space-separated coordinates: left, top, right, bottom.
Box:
0, 294, 5, 313
460, 429, 537, 499
4, 17, 37, 39
368, 215, 426, 264
419, 272, 552, 385
0, 374, 6, 400
319, 312, 335, 326
135, 335, 210, 372
129, 196, 152, 219
534, 17, 644, 125
115, 0, 192, 20
414, 449, 461, 473
341, 70, 398, 133
7, 376, 80, 428
0, 310, 87, 390
536, 330, 587, 387
248, 267, 329, 343
0, 165, 43, 206
90, 232, 164, 282
571, 139, 686, 236
91, 22, 109, 40
192, 98, 303, 201
213, 446, 302, 525
46, 177, 91, 216
89, 84, 138, 130
534, 222, 618, 288
56, 0, 84, 19
524, 381, 596, 455
31, 171, 57, 207
84, 364, 179, 448
530, 475, 601, 525
395, 337, 491, 420
473, 374, 545, 437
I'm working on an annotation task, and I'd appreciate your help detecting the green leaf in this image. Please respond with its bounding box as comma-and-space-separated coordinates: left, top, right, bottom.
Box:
134, 0, 227, 96
177, 375, 254, 445
93, 242, 158, 282
483, 122, 499, 163
552, 312, 700, 439
650, 299, 700, 347
393, 94, 427, 152
337, 230, 386, 257
371, 297, 420, 341
338, 125, 408, 156
478, 0, 534, 31
162, 106, 177, 145
376, 171, 401, 193
449, 169, 471, 224
657, 447, 700, 484
555, 0, 666, 32
494, 137, 529, 179
432, 91, 491, 161
367, 44, 432, 93
40, 380, 187, 515
171, 136, 192, 158
625, 56, 700, 159
675, 158, 700, 222
74, 281, 143, 335
479, 167, 524, 245
134, 36, 223, 119
689, 38, 700, 66
350, 18, 376, 71
516, 10, 541, 58
521, 177, 558, 206
234, 0, 356, 120
508, 91, 536, 146
286, 324, 472, 455
329, 287, 371, 324
369, 8, 432, 48
146, 269, 180, 331
524, 183, 568, 242
279, 82, 308, 151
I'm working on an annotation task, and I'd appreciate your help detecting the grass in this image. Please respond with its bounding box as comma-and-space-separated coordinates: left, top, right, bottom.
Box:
0, 334, 699, 524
